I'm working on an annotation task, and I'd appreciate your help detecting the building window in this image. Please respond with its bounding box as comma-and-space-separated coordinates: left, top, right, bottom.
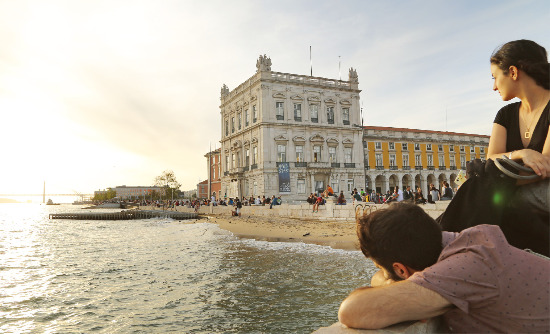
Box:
294, 103, 302, 121
415, 154, 421, 167
426, 144, 432, 151
297, 179, 306, 194
331, 181, 339, 193
342, 108, 350, 125
277, 144, 286, 162
470, 146, 475, 153
347, 179, 354, 192
225, 155, 229, 171
232, 153, 236, 168
252, 105, 257, 123
310, 105, 318, 123
225, 119, 229, 136
389, 154, 396, 166
402, 153, 409, 167
345, 147, 352, 163
276, 102, 284, 120
375, 142, 382, 150
450, 155, 455, 167
253, 146, 258, 164
449, 145, 454, 152
427, 154, 433, 166
313, 145, 321, 162
245, 109, 249, 127
439, 154, 445, 166
231, 117, 235, 133
375, 153, 383, 166
329, 146, 337, 162
389, 142, 395, 150
480, 147, 485, 154
402, 143, 408, 151
327, 106, 334, 124
245, 148, 250, 166
460, 145, 465, 152
460, 155, 466, 168
414, 143, 420, 151
438, 144, 443, 151
296, 145, 304, 162
237, 112, 242, 130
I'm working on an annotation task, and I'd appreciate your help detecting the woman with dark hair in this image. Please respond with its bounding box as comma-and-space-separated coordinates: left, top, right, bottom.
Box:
488, 39, 550, 178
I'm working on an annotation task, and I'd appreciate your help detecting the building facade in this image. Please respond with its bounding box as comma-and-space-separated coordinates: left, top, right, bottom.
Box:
204, 148, 222, 200
115, 185, 166, 200
219, 55, 364, 201
363, 126, 489, 195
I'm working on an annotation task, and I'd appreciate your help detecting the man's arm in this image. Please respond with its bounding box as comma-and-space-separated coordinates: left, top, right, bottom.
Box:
338, 280, 452, 329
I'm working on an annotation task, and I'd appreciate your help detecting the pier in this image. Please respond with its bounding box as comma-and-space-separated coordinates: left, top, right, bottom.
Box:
49, 210, 198, 220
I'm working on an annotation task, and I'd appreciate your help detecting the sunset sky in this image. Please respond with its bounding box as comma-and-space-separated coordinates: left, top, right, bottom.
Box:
1, 0, 549, 196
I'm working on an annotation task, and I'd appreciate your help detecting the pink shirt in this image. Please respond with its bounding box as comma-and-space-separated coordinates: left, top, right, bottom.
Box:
409, 224, 550, 333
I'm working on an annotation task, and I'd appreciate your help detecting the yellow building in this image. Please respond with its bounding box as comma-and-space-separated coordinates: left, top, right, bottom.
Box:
362, 126, 489, 195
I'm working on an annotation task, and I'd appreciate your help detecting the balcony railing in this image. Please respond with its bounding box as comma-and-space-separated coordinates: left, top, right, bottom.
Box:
376, 166, 384, 170
450, 165, 457, 170
243, 166, 249, 172
390, 166, 398, 170
428, 166, 435, 170
344, 163, 356, 168
331, 163, 340, 168
294, 116, 302, 122
251, 164, 258, 170
415, 166, 423, 170
402, 166, 411, 170
311, 118, 318, 123
328, 119, 334, 124
343, 120, 350, 125
276, 115, 284, 120
295, 162, 307, 167
224, 171, 229, 176
438, 166, 446, 170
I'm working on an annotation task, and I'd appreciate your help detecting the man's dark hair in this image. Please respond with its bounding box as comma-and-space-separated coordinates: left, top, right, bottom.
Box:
357, 202, 442, 279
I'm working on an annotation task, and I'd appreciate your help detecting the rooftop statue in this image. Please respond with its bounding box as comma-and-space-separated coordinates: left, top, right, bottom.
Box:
220, 84, 229, 97
349, 67, 359, 83
256, 54, 272, 72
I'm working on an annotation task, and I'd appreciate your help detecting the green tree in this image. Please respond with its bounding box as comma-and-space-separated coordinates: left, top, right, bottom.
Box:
93, 187, 116, 201
154, 170, 181, 200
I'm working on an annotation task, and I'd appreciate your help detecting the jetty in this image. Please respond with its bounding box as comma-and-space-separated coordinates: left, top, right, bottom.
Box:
49, 210, 198, 220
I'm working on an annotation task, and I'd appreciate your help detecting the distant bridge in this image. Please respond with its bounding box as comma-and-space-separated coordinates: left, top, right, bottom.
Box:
0, 194, 94, 197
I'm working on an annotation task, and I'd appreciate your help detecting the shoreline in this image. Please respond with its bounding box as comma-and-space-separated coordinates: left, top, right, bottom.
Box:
203, 213, 360, 251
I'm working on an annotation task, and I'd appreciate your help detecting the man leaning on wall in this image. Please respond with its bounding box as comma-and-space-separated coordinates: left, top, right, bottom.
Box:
338, 202, 549, 333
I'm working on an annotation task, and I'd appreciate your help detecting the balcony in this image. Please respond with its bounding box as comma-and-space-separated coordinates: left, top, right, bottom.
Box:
253, 118, 257, 123
243, 166, 249, 172
343, 120, 350, 125
294, 117, 302, 122
276, 115, 284, 120
402, 166, 411, 170
328, 119, 334, 124
438, 166, 446, 170
224, 171, 229, 176
390, 166, 398, 170
251, 164, 258, 170
311, 118, 318, 123
295, 162, 308, 167
309, 162, 330, 168
376, 166, 385, 170
331, 163, 340, 168
428, 166, 435, 170
415, 166, 423, 170
450, 165, 457, 170
344, 163, 356, 168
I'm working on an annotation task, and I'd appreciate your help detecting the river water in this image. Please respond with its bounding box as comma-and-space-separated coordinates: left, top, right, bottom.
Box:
0, 204, 376, 333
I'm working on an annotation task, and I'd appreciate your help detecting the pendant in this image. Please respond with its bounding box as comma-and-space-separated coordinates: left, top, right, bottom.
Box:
525, 131, 531, 139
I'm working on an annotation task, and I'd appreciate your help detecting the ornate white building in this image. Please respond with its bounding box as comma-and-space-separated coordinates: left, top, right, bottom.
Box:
219, 55, 364, 201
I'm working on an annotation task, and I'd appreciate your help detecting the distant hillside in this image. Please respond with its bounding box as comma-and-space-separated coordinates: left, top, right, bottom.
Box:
0, 198, 19, 203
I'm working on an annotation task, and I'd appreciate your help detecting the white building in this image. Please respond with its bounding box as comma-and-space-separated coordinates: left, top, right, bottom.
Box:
220, 55, 364, 201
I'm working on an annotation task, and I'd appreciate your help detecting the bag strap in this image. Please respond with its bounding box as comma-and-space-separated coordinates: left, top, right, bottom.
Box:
494, 155, 539, 180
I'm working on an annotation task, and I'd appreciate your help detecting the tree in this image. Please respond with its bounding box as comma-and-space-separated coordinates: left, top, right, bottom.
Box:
154, 170, 182, 200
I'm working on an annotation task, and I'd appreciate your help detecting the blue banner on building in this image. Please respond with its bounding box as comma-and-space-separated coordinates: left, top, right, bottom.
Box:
278, 162, 291, 193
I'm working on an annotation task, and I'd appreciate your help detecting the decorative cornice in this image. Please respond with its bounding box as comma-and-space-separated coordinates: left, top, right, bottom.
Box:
272, 92, 286, 99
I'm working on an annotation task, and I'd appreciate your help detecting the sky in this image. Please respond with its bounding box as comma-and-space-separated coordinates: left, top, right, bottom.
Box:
0, 0, 549, 196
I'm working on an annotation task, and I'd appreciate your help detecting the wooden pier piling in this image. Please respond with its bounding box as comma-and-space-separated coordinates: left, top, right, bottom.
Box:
49, 210, 198, 220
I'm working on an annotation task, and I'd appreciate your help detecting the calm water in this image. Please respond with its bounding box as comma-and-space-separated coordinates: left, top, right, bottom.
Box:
0, 204, 376, 334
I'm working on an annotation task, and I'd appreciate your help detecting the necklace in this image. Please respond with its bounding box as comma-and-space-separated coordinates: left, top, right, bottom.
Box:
520, 108, 541, 139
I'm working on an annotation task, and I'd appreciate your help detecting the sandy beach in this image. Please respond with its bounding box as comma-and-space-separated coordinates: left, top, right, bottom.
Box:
141, 205, 359, 250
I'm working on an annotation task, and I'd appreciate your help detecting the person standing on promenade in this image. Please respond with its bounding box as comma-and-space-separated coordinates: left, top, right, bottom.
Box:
339, 203, 549, 332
